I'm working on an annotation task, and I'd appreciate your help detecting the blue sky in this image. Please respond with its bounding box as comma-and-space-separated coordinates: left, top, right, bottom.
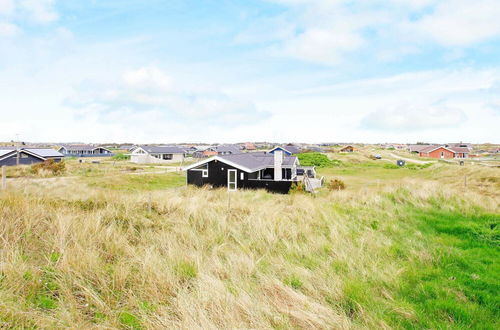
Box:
1, 0, 499, 143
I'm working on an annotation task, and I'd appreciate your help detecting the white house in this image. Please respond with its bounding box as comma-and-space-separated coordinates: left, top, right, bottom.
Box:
130, 145, 185, 164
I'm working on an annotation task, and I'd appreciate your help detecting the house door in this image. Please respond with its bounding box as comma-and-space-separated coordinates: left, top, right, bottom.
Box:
228, 169, 237, 191
440, 151, 444, 159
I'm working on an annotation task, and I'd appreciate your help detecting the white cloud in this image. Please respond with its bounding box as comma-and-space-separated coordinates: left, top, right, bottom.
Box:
262, 0, 500, 65
0, 20, 18, 36
285, 27, 364, 65
65, 66, 269, 130
361, 104, 466, 131
122, 67, 173, 91
0, 0, 58, 34
20, 0, 58, 23
0, 0, 15, 16
411, 0, 500, 46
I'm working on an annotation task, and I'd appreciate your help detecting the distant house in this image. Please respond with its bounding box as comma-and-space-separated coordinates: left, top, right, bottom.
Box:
119, 144, 135, 150
408, 144, 432, 153
419, 145, 470, 159
183, 146, 198, 156
58, 145, 113, 157
244, 142, 257, 151
0, 148, 64, 167
202, 144, 242, 157
130, 145, 185, 164
183, 150, 321, 194
192, 146, 213, 158
339, 145, 354, 153
268, 145, 301, 156
446, 142, 472, 149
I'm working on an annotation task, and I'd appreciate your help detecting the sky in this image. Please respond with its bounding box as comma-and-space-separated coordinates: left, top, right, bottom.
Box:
0, 0, 499, 144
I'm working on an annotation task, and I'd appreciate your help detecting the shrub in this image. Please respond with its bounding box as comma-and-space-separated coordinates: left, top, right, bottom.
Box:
383, 163, 400, 169
290, 181, 306, 193
112, 153, 130, 161
297, 153, 333, 168
327, 178, 346, 191
31, 159, 66, 176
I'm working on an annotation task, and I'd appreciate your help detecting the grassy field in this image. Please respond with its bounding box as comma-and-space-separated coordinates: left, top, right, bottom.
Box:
0, 153, 498, 329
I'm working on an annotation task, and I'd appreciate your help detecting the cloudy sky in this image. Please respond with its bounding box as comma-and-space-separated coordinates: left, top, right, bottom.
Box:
1, 0, 499, 143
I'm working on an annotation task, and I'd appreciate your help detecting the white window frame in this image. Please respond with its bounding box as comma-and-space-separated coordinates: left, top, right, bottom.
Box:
202, 169, 208, 177
240, 172, 244, 180
227, 169, 237, 191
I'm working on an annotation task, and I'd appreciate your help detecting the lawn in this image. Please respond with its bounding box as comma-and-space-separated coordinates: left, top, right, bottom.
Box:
0, 153, 498, 328
84, 172, 186, 191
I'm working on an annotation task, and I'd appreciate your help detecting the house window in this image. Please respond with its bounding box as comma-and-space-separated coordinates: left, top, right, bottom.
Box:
202, 169, 208, 177
21, 154, 28, 158
163, 154, 172, 160
240, 172, 244, 180
248, 171, 259, 180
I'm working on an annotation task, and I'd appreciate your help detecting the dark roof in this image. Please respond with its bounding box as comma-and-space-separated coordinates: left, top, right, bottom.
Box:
284, 145, 301, 154
140, 145, 185, 154
408, 144, 432, 152
0, 149, 14, 158
24, 148, 64, 158
447, 143, 472, 148
60, 144, 98, 151
215, 144, 241, 154
418, 145, 440, 153
0, 149, 52, 161
271, 145, 301, 154
185, 152, 298, 173
0, 148, 63, 159
220, 153, 296, 171
449, 147, 470, 153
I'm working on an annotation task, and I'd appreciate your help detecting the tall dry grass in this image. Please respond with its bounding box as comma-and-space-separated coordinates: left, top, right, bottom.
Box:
0, 176, 498, 328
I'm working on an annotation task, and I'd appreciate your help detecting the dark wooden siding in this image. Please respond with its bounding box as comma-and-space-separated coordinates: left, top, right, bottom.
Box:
187, 159, 293, 194
0, 152, 44, 167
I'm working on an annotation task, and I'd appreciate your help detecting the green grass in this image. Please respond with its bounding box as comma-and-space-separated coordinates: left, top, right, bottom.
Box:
175, 261, 198, 281
297, 152, 334, 167
0, 153, 498, 328
388, 210, 499, 329
85, 172, 186, 191
119, 311, 142, 329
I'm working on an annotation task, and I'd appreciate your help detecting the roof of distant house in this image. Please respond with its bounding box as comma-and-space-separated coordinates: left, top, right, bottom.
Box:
60, 144, 111, 151
139, 145, 185, 154
448, 147, 471, 153
215, 144, 241, 154
419, 145, 470, 154
0, 148, 63, 160
0, 149, 13, 157
270, 145, 301, 154
408, 144, 433, 152
24, 148, 64, 158
418, 145, 441, 153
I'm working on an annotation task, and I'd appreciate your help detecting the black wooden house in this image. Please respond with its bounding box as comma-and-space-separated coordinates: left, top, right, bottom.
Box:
0, 148, 64, 167
184, 150, 306, 194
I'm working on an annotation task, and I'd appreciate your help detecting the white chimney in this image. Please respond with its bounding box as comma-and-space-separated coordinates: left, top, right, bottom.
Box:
274, 150, 283, 181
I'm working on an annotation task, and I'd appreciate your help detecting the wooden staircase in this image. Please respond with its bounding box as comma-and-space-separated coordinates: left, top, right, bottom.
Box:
303, 175, 324, 193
